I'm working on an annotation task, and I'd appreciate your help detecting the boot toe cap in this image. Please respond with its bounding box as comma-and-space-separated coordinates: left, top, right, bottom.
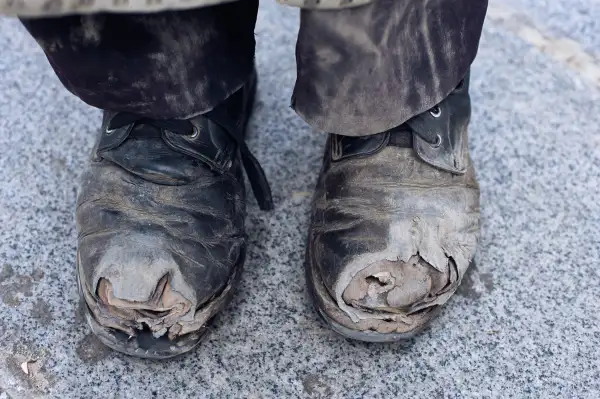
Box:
77, 232, 243, 358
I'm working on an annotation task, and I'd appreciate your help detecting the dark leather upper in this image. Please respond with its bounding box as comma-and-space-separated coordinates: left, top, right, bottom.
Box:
76, 76, 268, 337
307, 71, 480, 332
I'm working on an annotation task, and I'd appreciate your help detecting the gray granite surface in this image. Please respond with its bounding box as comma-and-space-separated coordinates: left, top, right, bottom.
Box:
1, 1, 599, 398
504, 0, 600, 56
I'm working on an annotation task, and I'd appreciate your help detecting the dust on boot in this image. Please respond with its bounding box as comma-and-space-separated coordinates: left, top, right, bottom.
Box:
306, 73, 480, 341
76, 73, 273, 358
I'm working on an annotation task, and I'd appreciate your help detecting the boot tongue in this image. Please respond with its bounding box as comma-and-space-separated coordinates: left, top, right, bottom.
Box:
100, 122, 209, 186
129, 122, 162, 138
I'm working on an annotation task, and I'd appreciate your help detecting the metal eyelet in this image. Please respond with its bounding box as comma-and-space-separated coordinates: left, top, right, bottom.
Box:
430, 134, 442, 148
189, 126, 199, 139
429, 106, 442, 118
105, 127, 117, 136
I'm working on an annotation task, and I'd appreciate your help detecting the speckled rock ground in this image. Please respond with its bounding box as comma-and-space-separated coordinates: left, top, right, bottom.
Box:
1, 1, 599, 398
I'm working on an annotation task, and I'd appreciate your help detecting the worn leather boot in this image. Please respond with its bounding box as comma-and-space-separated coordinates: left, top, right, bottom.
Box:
76, 72, 272, 358
306, 72, 480, 341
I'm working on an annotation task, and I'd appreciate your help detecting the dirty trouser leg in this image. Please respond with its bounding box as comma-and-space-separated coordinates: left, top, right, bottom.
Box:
293, 0, 488, 135
20, 0, 259, 119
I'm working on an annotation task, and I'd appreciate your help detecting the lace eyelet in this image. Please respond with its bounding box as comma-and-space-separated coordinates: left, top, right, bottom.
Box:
189, 126, 199, 139
429, 106, 442, 118
430, 134, 442, 148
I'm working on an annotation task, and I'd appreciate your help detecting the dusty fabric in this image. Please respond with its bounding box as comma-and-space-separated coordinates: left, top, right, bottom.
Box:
293, 0, 488, 135
1, 0, 369, 17
22, 0, 487, 134
21, 3, 259, 119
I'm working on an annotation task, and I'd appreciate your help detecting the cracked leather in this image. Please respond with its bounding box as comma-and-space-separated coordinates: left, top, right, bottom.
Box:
307, 76, 480, 334
76, 77, 256, 337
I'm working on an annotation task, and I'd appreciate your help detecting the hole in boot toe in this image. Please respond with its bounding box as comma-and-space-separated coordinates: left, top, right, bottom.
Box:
365, 276, 386, 287
136, 324, 168, 350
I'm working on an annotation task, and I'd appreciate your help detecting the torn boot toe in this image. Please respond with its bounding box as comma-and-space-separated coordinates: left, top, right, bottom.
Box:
306, 72, 480, 341
76, 73, 269, 358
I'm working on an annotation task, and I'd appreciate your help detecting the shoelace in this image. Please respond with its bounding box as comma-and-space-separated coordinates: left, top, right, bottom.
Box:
108, 113, 274, 211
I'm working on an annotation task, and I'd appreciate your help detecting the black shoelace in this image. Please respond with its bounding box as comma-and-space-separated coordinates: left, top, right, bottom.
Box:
108, 114, 274, 211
